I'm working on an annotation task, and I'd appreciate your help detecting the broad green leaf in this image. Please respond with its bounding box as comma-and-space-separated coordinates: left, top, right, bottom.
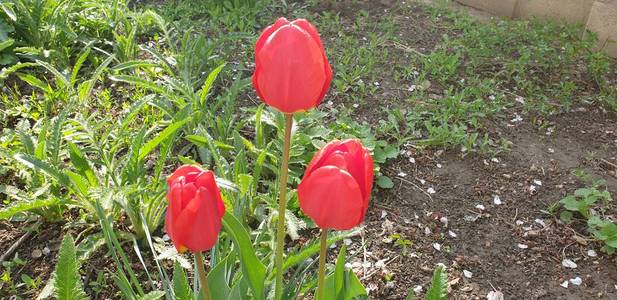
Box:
323, 245, 367, 300
376, 176, 394, 189
207, 253, 234, 300
138, 118, 190, 161
67, 142, 98, 186
54, 235, 88, 300
172, 262, 191, 300
221, 213, 265, 300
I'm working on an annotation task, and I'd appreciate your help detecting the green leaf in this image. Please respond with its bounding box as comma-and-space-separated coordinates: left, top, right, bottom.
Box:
138, 291, 165, 300
0, 38, 13, 52
172, 262, 191, 300
323, 245, 367, 300
207, 253, 233, 300
425, 265, 448, 300
138, 118, 190, 161
0, 198, 58, 220
13, 153, 71, 187
281, 229, 359, 276
200, 63, 226, 105
54, 235, 88, 300
67, 142, 98, 187
221, 213, 265, 300
376, 175, 394, 189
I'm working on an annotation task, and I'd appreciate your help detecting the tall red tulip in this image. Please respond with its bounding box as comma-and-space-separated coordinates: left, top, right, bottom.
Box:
253, 17, 333, 114
165, 165, 225, 253
298, 139, 374, 230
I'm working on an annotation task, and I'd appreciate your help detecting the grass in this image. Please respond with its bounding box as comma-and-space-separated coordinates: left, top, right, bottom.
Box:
0, 0, 615, 298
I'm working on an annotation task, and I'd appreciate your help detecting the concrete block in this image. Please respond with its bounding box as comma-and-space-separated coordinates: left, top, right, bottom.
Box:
455, 0, 517, 18
515, 0, 595, 23
585, 0, 617, 57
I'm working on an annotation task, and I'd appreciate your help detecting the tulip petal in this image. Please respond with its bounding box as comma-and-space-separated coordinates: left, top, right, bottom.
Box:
172, 187, 223, 252
255, 17, 289, 55
304, 140, 343, 177
167, 165, 203, 186
298, 166, 365, 230
194, 171, 226, 218
291, 19, 332, 107
254, 23, 328, 113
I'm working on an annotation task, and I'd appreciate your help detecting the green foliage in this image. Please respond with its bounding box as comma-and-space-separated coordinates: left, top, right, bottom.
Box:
323, 245, 367, 300
552, 179, 615, 254
425, 265, 448, 300
54, 235, 88, 300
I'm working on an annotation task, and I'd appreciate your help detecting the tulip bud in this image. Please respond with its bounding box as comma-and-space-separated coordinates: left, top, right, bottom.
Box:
165, 165, 226, 253
253, 17, 333, 113
298, 139, 374, 230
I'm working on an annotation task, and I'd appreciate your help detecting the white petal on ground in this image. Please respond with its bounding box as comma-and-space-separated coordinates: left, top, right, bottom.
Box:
381, 210, 388, 219
440, 216, 448, 226
588, 249, 598, 257
570, 277, 582, 285
344, 238, 352, 246
493, 195, 502, 205
427, 187, 436, 194
560, 280, 569, 288
448, 230, 458, 238
562, 259, 577, 269
533, 179, 542, 186
413, 285, 423, 293
433, 243, 441, 251
534, 219, 546, 227
409, 157, 416, 164
517, 243, 529, 249
487, 290, 505, 300
463, 270, 473, 278
398, 171, 408, 177
516, 220, 524, 226
475, 204, 486, 211
437, 163, 442, 168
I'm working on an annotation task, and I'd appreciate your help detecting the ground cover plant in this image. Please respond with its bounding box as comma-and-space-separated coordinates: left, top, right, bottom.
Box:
1, 0, 616, 299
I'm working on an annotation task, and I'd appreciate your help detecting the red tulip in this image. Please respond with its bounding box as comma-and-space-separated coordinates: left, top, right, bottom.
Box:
298, 139, 374, 230
165, 165, 225, 253
253, 17, 333, 114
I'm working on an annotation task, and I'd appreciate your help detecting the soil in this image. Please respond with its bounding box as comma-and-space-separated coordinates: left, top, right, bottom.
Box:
307, 1, 617, 299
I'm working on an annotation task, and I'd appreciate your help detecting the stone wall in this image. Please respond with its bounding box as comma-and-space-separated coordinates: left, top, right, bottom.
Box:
455, 0, 617, 57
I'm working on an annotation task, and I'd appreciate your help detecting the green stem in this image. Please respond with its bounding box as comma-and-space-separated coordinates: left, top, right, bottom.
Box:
195, 252, 212, 300
274, 113, 294, 300
316, 229, 328, 300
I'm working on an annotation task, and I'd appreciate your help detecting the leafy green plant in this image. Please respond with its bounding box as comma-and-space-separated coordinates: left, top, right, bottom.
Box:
406, 265, 448, 300
53, 235, 88, 300
551, 179, 615, 254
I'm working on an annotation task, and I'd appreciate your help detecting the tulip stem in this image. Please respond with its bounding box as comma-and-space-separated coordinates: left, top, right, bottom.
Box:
274, 113, 294, 300
316, 229, 328, 300
195, 252, 212, 300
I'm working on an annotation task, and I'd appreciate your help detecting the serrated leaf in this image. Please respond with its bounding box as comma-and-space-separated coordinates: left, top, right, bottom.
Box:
13, 153, 71, 187
54, 235, 88, 300
425, 265, 448, 300
200, 63, 226, 105
0, 198, 58, 220
172, 262, 191, 300
138, 118, 190, 161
